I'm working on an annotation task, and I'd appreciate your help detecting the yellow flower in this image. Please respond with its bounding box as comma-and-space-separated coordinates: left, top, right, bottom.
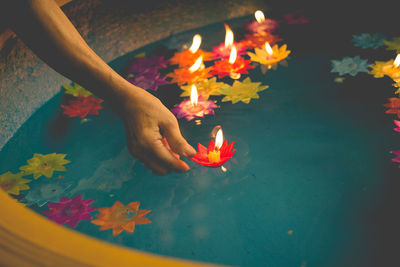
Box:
179, 78, 229, 99
0, 171, 31, 195
20, 153, 70, 179
62, 83, 92, 97
248, 44, 291, 67
384, 37, 400, 52
220, 77, 269, 104
369, 60, 400, 80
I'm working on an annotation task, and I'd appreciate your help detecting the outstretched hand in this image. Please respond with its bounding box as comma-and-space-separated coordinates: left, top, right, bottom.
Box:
119, 86, 196, 175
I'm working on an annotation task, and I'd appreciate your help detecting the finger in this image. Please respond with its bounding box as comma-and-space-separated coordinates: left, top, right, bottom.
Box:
161, 120, 196, 158
146, 138, 190, 172
127, 144, 171, 175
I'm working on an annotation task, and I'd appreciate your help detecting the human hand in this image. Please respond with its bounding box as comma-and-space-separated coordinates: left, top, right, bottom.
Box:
118, 85, 196, 175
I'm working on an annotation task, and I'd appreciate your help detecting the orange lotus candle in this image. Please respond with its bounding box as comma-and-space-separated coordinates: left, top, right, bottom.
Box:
167, 55, 213, 85
169, 34, 214, 67
191, 128, 236, 167
211, 45, 254, 79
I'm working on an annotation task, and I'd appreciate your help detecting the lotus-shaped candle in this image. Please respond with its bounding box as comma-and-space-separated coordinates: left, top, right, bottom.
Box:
248, 42, 290, 69
384, 97, 400, 118
212, 24, 247, 60
245, 10, 279, 34
169, 34, 214, 67
211, 45, 254, 79
191, 129, 236, 168
369, 54, 400, 81
172, 84, 219, 121
166, 55, 213, 85
241, 32, 283, 49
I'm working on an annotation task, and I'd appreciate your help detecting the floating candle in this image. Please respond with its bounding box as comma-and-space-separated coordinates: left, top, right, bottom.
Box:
370, 54, 400, 81
248, 42, 291, 71
167, 55, 213, 85
191, 128, 236, 167
245, 10, 279, 34
171, 84, 219, 121
211, 45, 254, 79
212, 24, 247, 59
241, 32, 283, 49
169, 34, 214, 67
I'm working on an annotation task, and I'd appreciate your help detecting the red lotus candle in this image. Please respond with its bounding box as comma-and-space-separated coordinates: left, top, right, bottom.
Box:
191, 128, 236, 167
169, 34, 214, 67
171, 84, 219, 121
212, 24, 247, 60
211, 45, 254, 79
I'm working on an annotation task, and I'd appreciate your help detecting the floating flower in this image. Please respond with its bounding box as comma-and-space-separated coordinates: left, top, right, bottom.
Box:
369, 60, 400, 80
180, 77, 229, 99
126, 68, 168, 91
166, 67, 213, 86
211, 42, 248, 60
394, 120, 400, 132
171, 95, 219, 121
169, 50, 214, 67
23, 182, 71, 207
284, 11, 309, 24
61, 94, 104, 118
20, 153, 70, 179
220, 77, 269, 104
191, 139, 236, 168
126, 55, 168, 73
384, 97, 400, 118
43, 194, 96, 228
0, 171, 31, 196
62, 83, 92, 97
240, 32, 283, 49
331, 56, 370, 76
248, 44, 290, 69
91, 201, 152, 236
351, 33, 386, 49
211, 56, 254, 79
391, 150, 400, 167
384, 37, 400, 52
245, 18, 279, 34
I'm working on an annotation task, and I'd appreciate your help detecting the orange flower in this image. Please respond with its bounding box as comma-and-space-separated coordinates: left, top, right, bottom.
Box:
169, 50, 214, 67
166, 67, 213, 86
384, 97, 400, 118
91, 201, 151, 236
241, 32, 282, 49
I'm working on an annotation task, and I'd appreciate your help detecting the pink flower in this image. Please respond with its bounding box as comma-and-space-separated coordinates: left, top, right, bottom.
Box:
171, 96, 219, 121
43, 194, 96, 228
391, 150, 400, 167
284, 11, 309, 24
127, 68, 169, 91
394, 120, 400, 132
245, 19, 279, 34
126, 55, 168, 73
211, 42, 248, 60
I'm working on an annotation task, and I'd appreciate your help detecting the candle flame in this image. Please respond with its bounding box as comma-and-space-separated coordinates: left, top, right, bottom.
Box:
221, 166, 227, 172
228, 45, 237, 64
190, 84, 198, 106
189, 55, 203, 73
189, 34, 202, 53
255, 10, 265, 23
394, 54, 400, 68
215, 128, 223, 150
224, 24, 234, 47
265, 42, 273, 55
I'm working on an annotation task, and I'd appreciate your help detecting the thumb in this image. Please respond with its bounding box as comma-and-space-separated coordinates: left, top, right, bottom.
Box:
161, 120, 196, 158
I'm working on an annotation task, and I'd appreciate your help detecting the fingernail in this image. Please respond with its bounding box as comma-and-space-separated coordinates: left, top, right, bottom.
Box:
183, 146, 196, 158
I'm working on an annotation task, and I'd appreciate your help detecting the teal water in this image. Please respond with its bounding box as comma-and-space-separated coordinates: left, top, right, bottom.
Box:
0, 16, 398, 267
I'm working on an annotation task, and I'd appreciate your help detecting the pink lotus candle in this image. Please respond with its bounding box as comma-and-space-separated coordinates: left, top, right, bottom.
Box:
245, 10, 279, 34
171, 84, 219, 121
212, 24, 247, 60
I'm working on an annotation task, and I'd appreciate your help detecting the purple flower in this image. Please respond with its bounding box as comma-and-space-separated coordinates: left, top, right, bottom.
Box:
126, 55, 168, 73
171, 96, 219, 121
127, 68, 169, 91
43, 194, 96, 228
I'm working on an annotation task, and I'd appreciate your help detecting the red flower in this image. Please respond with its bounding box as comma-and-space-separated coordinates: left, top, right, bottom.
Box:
384, 97, 400, 118
61, 94, 104, 118
211, 57, 254, 79
191, 139, 236, 168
